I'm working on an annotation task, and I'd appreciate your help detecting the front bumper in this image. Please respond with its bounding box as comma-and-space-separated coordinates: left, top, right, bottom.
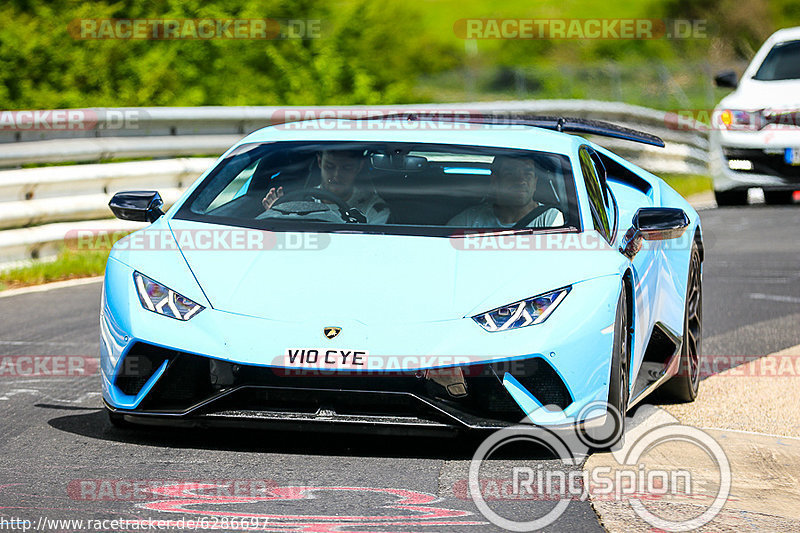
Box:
103, 346, 579, 434
710, 129, 800, 191
101, 257, 622, 432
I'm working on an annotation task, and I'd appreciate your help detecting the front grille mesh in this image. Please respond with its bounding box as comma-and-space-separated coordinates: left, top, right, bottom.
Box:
125, 344, 573, 425
723, 147, 800, 180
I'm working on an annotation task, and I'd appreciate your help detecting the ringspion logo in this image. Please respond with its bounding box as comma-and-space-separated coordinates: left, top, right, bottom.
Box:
469, 407, 731, 531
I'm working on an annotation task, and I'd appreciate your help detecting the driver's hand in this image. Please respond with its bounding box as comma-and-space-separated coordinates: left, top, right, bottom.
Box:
262, 186, 284, 210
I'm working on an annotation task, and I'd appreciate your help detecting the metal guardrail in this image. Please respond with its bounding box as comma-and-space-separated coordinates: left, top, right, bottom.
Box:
0, 219, 145, 270
0, 101, 710, 268
0, 158, 215, 230
0, 158, 216, 266
0, 101, 709, 171
0, 136, 238, 167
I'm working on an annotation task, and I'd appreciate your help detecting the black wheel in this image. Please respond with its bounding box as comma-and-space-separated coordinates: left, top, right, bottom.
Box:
661, 243, 702, 402
714, 189, 747, 206
580, 287, 629, 449
764, 190, 795, 205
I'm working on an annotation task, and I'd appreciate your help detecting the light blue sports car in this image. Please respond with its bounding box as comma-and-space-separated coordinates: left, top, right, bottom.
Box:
101, 114, 702, 442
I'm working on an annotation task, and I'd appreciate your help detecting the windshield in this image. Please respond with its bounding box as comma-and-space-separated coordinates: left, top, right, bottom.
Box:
176, 141, 579, 236
753, 40, 800, 81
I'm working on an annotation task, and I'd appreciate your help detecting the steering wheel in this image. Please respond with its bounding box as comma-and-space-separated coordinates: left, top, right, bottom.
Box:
511, 203, 562, 229
269, 187, 364, 223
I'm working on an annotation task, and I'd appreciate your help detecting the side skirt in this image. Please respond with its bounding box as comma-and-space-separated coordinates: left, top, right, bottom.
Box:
628, 322, 682, 408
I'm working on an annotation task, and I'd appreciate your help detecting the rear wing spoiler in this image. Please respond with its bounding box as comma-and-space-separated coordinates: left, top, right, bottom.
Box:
357, 113, 665, 148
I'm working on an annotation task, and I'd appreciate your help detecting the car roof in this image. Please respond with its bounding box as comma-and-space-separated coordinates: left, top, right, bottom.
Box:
770, 26, 800, 43
742, 26, 800, 80
236, 118, 583, 154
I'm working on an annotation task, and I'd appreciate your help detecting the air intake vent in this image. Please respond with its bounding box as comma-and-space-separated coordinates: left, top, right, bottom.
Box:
114, 343, 174, 396
494, 357, 573, 411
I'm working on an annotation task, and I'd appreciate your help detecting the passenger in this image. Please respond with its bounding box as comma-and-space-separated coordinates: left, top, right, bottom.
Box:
448, 156, 563, 228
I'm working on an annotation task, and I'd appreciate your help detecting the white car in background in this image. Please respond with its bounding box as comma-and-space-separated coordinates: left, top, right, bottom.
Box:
711, 26, 800, 205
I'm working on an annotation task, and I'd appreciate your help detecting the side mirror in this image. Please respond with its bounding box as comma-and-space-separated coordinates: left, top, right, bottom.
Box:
714, 70, 738, 89
109, 191, 164, 223
620, 207, 689, 259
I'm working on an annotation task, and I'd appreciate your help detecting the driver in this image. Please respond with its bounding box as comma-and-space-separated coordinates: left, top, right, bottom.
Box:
447, 155, 563, 228
261, 149, 390, 224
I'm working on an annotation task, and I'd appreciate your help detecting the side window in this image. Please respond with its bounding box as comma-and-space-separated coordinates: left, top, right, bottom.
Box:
590, 151, 617, 237
579, 146, 611, 241
206, 160, 258, 212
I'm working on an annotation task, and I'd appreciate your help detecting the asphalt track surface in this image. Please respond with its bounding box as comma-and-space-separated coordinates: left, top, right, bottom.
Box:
1, 205, 799, 532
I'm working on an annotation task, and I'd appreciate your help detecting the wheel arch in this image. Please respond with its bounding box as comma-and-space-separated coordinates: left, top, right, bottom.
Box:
622, 268, 635, 389
693, 226, 704, 263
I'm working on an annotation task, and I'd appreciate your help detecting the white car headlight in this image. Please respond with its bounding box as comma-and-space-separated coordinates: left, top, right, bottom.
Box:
472, 287, 570, 332
717, 109, 764, 131
133, 272, 204, 321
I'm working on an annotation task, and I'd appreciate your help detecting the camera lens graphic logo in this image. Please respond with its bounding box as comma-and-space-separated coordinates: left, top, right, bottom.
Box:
469, 404, 731, 532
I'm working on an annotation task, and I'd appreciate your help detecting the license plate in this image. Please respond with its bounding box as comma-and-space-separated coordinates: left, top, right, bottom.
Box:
284, 348, 368, 368
785, 148, 800, 166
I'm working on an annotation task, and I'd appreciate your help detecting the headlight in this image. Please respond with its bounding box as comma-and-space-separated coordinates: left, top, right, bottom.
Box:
717, 109, 764, 131
472, 287, 570, 332
133, 272, 204, 321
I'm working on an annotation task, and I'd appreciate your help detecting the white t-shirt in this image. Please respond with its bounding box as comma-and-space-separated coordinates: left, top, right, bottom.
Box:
447, 202, 563, 228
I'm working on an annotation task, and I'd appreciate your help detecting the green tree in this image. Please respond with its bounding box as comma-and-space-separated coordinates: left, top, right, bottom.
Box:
0, 0, 460, 109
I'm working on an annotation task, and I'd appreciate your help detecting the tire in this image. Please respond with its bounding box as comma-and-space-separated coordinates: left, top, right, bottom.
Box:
660, 243, 702, 402
714, 189, 747, 206
581, 287, 629, 449
763, 190, 795, 205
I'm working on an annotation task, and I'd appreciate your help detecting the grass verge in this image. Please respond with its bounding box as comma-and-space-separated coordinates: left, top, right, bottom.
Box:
0, 246, 111, 291
660, 174, 713, 199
